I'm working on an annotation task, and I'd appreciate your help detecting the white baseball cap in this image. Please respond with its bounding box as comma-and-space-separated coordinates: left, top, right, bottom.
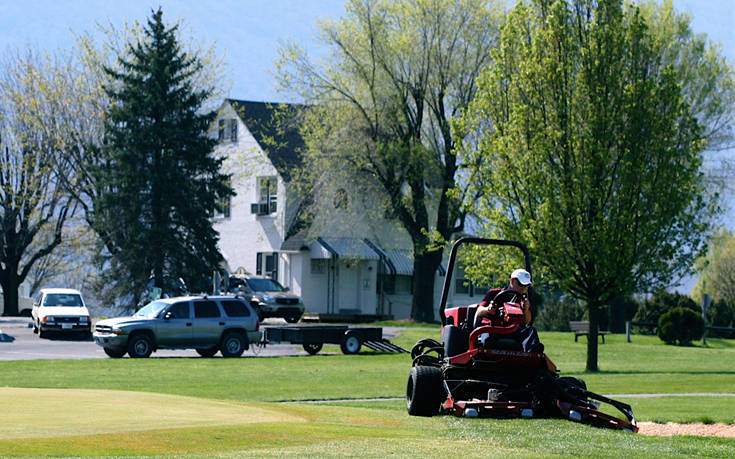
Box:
511, 268, 532, 286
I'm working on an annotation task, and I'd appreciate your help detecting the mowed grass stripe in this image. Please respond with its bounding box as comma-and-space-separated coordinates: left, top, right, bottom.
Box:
0, 387, 305, 440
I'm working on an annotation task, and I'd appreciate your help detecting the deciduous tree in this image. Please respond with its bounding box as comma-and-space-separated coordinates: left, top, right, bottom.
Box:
0, 50, 77, 315
277, 0, 503, 321
458, 0, 719, 370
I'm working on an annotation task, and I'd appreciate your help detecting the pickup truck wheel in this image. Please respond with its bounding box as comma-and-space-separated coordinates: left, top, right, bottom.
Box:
340, 332, 362, 355
127, 334, 153, 358
103, 347, 127, 358
303, 343, 323, 355
220, 332, 245, 358
196, 347, 219, 357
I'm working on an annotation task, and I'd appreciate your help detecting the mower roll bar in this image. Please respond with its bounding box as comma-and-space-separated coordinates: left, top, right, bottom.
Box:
439, 237, 531, 326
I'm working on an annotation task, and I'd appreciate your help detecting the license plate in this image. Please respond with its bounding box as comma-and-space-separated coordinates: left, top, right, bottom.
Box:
62, 323, 73, 329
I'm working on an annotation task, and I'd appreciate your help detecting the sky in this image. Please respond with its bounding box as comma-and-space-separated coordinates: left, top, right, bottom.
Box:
1, 0, 731, 102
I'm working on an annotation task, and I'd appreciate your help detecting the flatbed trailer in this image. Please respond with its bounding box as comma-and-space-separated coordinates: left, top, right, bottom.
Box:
262, 324, 409, 355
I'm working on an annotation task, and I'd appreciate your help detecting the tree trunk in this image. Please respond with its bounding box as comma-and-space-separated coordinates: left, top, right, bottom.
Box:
586, 300, 600, 372
0, 272, 20, 316
410, 249, 443, 323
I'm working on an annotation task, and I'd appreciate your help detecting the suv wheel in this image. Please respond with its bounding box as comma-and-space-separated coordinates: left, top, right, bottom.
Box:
220, 331, 246, 358
196, 347, 219, 357
127, 333, 153, 358
104, 347, 127, 358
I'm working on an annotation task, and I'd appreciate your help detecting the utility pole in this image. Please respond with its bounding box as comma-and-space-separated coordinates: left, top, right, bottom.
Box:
702, 293, 711, 345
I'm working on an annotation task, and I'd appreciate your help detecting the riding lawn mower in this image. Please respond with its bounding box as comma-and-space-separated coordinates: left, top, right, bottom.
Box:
405, 237, 638, 432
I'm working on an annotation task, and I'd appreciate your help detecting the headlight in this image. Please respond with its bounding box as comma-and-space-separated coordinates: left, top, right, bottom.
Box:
261, 294, 276, 304
43, 316, 52, 323
111, 327, 126, 335
81, 316, 90, 323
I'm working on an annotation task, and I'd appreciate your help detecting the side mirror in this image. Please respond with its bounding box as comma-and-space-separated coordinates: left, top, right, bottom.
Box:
284, 287, 290, 292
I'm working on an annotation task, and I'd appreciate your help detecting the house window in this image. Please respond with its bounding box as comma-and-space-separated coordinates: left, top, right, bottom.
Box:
379, 275, 412, 295
455, 278, 471, 295
229, 119, 237, 142
217, 118, 237, 143
218, 119, 225, 142
256, 252, 279, 280
311, 259, 327, 275
213, 179, 231, 219
257, 176, 277, 214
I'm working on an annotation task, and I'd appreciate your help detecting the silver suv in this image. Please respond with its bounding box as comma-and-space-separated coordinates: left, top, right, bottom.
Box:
93, 295, 260, 358
228, 276, 304, 323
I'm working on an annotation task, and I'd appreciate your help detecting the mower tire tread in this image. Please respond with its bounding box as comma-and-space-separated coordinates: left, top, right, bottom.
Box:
406, 365, 444, 416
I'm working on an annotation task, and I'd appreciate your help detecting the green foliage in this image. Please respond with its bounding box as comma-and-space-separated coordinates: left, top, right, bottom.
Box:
534, 293, 586, 332
458, 0, 721, 371
276, 0, 504, 322
634, 290, 699, 330
658, 307, 704, 345
91, 9, 232, 308
692, 227, 735, 306
707, 299, 735, 328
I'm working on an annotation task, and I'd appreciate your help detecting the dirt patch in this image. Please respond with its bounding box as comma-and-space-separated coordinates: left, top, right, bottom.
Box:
638, 422, 735, 438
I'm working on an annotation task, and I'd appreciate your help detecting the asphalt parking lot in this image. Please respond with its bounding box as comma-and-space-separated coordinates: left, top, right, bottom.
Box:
0, 318, 362, 360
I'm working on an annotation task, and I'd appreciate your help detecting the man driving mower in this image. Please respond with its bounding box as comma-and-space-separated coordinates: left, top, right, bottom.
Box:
474, 268, 544, 353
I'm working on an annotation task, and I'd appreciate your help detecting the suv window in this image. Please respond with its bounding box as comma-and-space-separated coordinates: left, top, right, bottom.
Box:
166, 302, 190, 319
194, 301, 221, 318
221, 300, 251, 317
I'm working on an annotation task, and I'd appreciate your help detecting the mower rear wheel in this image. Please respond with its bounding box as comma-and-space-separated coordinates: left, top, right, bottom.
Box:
406, 365, 444, 416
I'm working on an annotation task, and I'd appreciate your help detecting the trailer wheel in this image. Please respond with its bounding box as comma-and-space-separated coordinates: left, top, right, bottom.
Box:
340, 331, 362, 354
406, 365, 444, 416
303, 342, 323, 355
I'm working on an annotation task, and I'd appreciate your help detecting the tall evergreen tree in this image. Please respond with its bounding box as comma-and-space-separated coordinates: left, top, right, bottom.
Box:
93, 9, 232, 307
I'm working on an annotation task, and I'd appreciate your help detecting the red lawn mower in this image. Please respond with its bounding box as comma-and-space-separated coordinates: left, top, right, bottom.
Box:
406, 237, 638, 432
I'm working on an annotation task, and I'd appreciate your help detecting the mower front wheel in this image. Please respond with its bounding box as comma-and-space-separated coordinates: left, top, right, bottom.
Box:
406, 365, 444, 416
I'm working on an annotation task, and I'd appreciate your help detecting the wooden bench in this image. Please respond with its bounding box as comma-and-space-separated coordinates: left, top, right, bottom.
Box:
569, 321, 612, 343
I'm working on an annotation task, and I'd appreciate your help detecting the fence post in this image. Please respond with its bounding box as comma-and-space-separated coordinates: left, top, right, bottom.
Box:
625, 320, 631, 343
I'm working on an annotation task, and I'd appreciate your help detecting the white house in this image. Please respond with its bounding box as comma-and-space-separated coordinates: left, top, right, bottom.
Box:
212, 99, 486, 320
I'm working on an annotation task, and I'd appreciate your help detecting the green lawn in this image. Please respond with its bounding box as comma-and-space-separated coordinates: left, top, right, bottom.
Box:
0, 330, 733, 457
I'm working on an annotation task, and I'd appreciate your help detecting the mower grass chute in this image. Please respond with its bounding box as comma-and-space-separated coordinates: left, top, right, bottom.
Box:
405, 237, 638, 432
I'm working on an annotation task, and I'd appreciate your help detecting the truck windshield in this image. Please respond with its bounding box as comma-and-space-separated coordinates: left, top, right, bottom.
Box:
247, 278, 286, 292
42, 294, 83, 307
134, 301, 169, 318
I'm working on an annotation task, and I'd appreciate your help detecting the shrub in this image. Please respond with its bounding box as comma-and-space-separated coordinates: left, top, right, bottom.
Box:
634, 290, 699, 334
657, 307, 704, 345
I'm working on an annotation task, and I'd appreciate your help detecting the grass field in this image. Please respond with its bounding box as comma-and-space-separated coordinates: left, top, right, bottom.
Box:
0, 330, 734, 457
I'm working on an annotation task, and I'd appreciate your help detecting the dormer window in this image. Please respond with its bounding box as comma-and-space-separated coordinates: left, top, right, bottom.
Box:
218, 119, 238, 143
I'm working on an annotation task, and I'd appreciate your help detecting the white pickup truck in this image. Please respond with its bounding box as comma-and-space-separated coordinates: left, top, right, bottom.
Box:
31, 288, 92, 338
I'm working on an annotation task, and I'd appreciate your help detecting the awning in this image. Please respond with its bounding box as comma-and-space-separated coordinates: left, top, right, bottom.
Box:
311, 237, 380, 260
364, 239, 446, 276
